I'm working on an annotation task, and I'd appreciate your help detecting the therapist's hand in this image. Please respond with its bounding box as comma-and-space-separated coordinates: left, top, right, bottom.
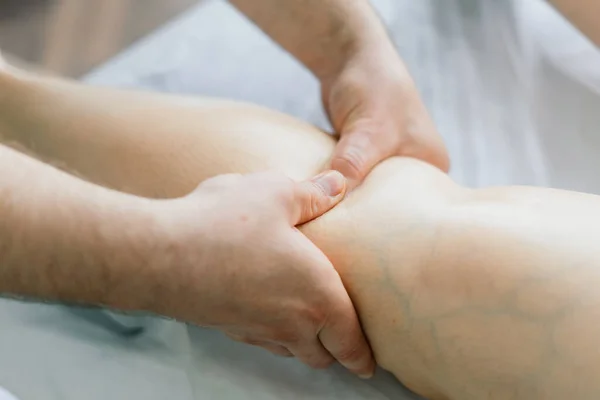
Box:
151, 170, 375, 378
322, 47, 450, 189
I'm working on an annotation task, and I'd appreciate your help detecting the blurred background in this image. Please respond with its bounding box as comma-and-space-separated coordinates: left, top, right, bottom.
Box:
0, 0, 204, 77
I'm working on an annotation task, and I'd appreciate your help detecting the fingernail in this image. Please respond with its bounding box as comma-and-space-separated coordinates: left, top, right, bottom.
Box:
358, 371, 374, 380
312, 170, 346, 197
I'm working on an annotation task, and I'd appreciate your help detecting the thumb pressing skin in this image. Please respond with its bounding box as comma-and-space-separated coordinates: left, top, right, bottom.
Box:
330, 131, 387, 190
291, 170, 347, 225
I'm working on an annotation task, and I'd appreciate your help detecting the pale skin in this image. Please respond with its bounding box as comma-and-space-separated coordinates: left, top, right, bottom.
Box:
228, 0, 450, 187
1, 115, 383, 371
0, 0, 453, 376
0, 1, 599, 398
3, 67, 600, 400
548, 0, 600, 46
0, 0, 449, 375
0, 70, 375, 376
1, 0, 453, 378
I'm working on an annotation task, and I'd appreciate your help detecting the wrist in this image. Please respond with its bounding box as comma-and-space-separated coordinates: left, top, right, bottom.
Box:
319, 41, 413, 106
317, 35, 404, 84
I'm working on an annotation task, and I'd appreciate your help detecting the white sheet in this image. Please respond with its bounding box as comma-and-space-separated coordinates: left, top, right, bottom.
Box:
1, 0, 599, 399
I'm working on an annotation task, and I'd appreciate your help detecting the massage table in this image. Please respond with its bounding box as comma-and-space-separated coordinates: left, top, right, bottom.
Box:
1, 0, 599, 398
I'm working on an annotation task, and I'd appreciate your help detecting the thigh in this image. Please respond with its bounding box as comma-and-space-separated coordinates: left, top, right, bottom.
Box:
1, 73, 336, 197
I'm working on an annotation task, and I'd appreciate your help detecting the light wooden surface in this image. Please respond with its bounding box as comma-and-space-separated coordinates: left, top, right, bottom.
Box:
0, 0, 201, 77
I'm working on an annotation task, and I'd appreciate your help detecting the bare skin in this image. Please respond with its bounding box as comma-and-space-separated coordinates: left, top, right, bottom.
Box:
548, 0, 600, 46
2, 69, 600, 399
0, 0, 450, 378
229, 0, 450, 187
0, 72, 378, 379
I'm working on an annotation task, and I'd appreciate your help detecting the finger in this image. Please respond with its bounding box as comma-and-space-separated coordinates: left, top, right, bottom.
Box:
225, 333, 265, 347
289, 170, 347, 225
258, 343, 294, 358
330, 131, 388, 190
318, 291, 376, 379
225, 333, 294, 357
287, 338, 336, 370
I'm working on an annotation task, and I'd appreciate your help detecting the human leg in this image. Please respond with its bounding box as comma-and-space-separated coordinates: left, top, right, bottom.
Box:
3, 69, 600, 399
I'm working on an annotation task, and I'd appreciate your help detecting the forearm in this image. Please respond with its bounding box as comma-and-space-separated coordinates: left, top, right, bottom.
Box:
0, 144, 156, 310
229, 0, 393, 79
548, 0, 600, 46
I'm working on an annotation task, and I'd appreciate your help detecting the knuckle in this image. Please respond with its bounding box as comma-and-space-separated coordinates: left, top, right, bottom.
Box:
335, 342, 365, 364
274, 305, 327, 345
277, 331, 302, 346
266, 325, 299, 345
332, 150, 366, 180
300, 304, 328, 328
301, 186, 325, 218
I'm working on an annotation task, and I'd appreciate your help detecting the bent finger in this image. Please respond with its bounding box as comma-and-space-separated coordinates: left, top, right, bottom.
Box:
330, 131, 387, 190
287, 338, 336, 370
226, 333, 294, 357
289, 170, 346, 225
318, 292, 376, 379
259, 343, 294, 358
